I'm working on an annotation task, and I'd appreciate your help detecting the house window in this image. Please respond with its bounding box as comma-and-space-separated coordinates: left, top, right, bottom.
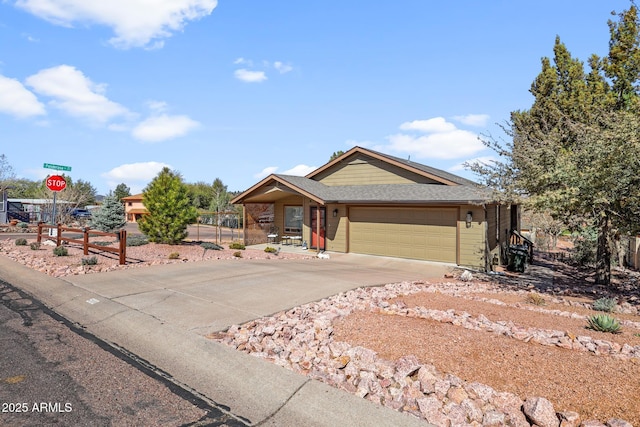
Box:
284, 206, 303, 234
128, 202, 132, 206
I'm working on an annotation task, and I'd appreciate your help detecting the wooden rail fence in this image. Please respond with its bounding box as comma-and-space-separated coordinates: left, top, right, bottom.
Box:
37, 223, 127, 265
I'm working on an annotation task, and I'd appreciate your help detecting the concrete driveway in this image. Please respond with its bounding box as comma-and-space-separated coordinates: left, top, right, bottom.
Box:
66, 253, 452, 334
0, 252, 444, 426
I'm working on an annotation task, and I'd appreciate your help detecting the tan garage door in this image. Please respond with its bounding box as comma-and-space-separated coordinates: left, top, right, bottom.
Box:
349, 207, 457, 263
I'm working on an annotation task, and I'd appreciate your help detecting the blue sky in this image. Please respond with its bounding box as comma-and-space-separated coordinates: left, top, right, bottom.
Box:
0, 1, 632, 195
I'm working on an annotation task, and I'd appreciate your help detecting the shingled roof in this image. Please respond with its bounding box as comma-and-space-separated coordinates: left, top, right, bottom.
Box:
231, 146, 493, 205
273, 174, 491, 204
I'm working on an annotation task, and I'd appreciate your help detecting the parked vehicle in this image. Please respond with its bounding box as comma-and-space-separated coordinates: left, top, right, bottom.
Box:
70, 208, 92, 219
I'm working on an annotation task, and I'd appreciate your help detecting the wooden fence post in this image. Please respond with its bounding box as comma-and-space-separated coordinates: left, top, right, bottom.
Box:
83, 227, 89, 255
119, 230, 127, 265
56, 224, 62, 247
37, 222, 43, 244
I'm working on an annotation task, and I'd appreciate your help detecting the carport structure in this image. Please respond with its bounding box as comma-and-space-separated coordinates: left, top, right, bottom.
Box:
231, 146, 518, 270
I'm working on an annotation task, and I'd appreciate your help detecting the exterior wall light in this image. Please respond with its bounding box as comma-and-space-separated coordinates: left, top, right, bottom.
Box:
333, 208, 338, 217
466, 211, 473, 228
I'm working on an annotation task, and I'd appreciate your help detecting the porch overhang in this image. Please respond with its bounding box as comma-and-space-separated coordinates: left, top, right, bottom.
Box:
231, 174, 326, 205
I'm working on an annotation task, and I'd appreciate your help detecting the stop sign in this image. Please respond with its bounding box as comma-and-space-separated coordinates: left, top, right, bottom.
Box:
46, 175, 67, 192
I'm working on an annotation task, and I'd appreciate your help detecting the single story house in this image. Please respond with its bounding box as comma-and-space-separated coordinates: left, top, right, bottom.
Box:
122, 194, 148, 222
231, 146, 519, 271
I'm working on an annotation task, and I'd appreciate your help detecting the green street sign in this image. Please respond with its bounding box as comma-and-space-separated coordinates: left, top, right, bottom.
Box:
43, 163, 72, 172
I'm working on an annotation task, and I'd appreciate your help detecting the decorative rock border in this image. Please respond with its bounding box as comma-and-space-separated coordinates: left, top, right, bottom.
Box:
212, 281, 635, 427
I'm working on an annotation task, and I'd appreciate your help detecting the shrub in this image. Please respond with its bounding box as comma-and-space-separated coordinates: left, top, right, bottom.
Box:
524, 292, 546, 306
15, 238, 27, 246
30, 242, 41, 250
586, 314, 622, 334
126, 235, 149, 247
89, 193, 126, 233
93, 241, 114, 247
201, 242, 223, 251
233, 251, 242, 258
168, 252, 180, 259
264, 246, 278, 253
592, 297, 618, 313
571, 228, 597, 265
17, 222, 28, 229
137, 167, 197, 244
53, 246, 68, 257
81, 256, 98, 266
229, 242, 245, 250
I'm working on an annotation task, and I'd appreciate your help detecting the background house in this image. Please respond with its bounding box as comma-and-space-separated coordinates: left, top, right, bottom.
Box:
122, 194, 148, 222
232, 146, 518, 271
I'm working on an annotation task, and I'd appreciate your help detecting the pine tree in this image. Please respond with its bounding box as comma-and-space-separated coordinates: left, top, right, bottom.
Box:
138, 167, 197, 244
113, 183, 131, 202
471, 5, 640, 286
90, 193, 127, 233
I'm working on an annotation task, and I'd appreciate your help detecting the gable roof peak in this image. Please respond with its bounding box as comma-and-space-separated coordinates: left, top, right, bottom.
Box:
306, 146, 477, 186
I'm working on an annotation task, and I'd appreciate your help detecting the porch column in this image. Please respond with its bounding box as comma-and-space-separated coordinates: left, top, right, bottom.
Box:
316, 201, 321, 254
242, 205, 247, 245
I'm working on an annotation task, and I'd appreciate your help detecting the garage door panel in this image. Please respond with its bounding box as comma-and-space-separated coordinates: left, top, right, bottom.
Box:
350, 207, 457, 263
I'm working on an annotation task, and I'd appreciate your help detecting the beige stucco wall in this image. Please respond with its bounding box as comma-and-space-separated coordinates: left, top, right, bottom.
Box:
325, 203, 347, 252
458, 206, 487, 269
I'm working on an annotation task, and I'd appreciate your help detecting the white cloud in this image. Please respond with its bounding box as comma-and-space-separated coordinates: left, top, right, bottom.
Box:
25, 65, 129, 123
399, 117, 456, 133
377, 116, 486, 160
146, 100, 168, 112
273, 61, 293, 74
232, 59, 293, 82
282, 164, 317, 176
14, 0, 218, 49
233, 57, 251, 66
453, 114, 490, 127
102, 161, 171, 193
132, 113, 200, 142
234, 69, 267, 83
254, 166, 278, 180
386, 130, 484, 160
0, 74, 46, 118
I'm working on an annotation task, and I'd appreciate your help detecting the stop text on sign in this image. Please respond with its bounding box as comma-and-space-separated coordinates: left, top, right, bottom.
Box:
46, 175, 67, 192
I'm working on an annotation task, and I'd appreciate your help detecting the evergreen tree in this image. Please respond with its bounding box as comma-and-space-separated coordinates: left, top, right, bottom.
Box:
113, 183, 131, 201
138, 167, 197, 244
186, 181, 213, 210
471, 5, 640, 286
329, 150, 345, 161
90, 193, 127, 232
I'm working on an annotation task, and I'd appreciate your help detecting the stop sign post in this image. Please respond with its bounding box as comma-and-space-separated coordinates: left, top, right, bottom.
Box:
46, 174, 67, 227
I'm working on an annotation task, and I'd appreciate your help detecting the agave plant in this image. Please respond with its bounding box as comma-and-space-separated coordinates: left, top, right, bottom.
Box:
592, 297, 617, 313
586, 314, 622, 334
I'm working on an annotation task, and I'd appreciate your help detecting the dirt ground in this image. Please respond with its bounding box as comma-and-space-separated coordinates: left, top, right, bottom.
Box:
333, 254, 640, 424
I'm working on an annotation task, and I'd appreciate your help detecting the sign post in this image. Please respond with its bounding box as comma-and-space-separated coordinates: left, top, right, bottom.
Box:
45, 174, 67, 231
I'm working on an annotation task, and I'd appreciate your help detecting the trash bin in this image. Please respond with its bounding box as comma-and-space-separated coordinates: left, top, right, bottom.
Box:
508, 245, 528, 273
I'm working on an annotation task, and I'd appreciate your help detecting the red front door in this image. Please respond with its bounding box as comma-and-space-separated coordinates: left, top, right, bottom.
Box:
311, 207, 325, 250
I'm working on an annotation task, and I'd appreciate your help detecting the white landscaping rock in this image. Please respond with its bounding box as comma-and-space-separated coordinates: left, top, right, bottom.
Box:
523, 396, 560, 427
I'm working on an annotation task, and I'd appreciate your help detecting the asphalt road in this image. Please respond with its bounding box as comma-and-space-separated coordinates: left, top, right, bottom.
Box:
0, 279, 248, 427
